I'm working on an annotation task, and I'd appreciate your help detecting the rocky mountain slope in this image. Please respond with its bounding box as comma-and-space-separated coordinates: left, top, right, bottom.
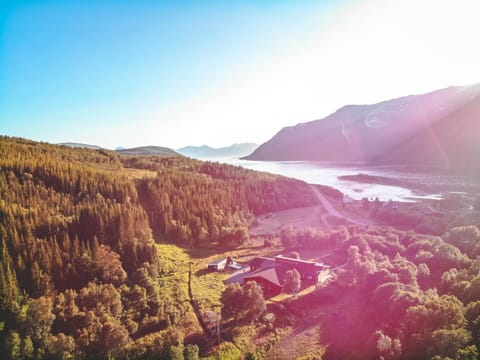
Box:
244, 84, 480, 169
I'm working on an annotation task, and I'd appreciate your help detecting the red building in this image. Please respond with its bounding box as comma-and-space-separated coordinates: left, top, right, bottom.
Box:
244, 255, 330, 295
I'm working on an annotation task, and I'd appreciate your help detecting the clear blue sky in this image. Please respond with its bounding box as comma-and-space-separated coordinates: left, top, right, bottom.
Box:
1, 0, 479, 149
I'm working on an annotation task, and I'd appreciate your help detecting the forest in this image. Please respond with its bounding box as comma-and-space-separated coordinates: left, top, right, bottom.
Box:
134, 157, 316, 247
1, 136, 480, 359
0, 136, 316, 359
270, 225, 480, 359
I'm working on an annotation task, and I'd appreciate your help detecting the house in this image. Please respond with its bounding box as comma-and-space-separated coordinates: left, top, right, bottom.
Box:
244, 255, 330, 294
274, 255, 328, 280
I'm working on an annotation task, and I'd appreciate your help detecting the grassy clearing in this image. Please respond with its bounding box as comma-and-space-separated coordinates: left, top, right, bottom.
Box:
187, 243, 290, 314
155, 242, 337, 359
191, 270, 226, 314
156, 244, 199, 332
131, 244, 202, 350
157, 243, 191, 276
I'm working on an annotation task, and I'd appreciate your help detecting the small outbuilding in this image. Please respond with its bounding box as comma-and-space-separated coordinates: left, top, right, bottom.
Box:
207, 256, 239, 272
203, 311, 220, 336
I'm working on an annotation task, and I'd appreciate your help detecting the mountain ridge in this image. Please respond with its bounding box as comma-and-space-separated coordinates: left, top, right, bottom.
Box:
116, 145, 181, 157
244, 83, 480, 168
58, 142, 102, 149
177, 142, 258, 159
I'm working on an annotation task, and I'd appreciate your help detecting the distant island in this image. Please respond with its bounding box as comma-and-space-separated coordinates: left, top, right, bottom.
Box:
244, 83, 480, 169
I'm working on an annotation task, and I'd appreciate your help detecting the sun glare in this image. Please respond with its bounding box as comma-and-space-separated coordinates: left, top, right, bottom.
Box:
142, 0, 480, 149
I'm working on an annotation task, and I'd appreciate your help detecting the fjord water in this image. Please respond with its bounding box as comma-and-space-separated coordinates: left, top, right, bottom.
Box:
226, 160, 442, 202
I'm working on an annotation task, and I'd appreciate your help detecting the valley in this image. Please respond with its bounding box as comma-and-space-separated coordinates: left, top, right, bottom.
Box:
4, 1, 480, 358
1, 136, 480, 359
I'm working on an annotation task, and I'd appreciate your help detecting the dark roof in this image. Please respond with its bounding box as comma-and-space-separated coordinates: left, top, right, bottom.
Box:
275, 255, 330, 270
244, 264, 290, 288
249, 256, 276, 269
275, 255, 323, 266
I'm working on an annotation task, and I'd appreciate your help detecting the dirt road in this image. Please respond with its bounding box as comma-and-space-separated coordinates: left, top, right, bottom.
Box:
309, 185, 372, 227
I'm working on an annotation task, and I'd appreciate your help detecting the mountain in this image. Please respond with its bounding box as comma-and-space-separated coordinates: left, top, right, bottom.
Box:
116, 145, 181, 157
244, 84, 480, 168
177, 142, 258, 160
58, 142, 102, 149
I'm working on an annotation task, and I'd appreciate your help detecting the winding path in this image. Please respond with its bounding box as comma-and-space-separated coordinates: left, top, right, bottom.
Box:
309, 185, 372, 227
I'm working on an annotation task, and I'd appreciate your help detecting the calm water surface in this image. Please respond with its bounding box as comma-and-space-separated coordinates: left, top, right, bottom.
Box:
225, 160, 442, 202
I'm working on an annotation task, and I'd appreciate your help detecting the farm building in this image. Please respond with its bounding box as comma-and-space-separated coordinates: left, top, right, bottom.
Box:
244, 255, 330, 294
275, 255, 328, 280
207, 256, 242, 272
249, 256, 277, 272
244, 264, 290, 294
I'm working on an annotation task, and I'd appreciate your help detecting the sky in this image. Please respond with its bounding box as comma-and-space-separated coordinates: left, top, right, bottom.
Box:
1, 0, 480, 149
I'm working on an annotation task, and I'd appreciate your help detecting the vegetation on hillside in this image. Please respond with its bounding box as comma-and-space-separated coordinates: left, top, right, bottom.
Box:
0, 137, 193, 359
127, 156, 317, 246
1, 136, 480, 359
275, 224, 480, 359
0, 136, 316, 359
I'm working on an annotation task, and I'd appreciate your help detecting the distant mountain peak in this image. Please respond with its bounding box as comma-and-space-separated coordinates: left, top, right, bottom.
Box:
177, 142, 258, 160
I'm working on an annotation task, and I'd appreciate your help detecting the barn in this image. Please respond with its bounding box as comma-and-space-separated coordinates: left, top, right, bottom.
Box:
243, 264, 290, 295
249, 256, 277, 272
244, 254, 330, 293
274, 255, 328, 281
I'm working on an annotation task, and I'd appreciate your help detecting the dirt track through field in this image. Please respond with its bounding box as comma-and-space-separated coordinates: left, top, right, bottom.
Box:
309, 185, 372, 227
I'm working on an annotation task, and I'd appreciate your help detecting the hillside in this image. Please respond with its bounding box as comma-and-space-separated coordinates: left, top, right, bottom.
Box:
116, 145, 182, 157
0, 136, 317, 359
1, 136, 480, 359
177, 143, 258, 160
244, 84, 480, 169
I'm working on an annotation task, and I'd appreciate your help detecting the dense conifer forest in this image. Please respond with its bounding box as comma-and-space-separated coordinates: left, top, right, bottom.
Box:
0, 136, 316, 359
